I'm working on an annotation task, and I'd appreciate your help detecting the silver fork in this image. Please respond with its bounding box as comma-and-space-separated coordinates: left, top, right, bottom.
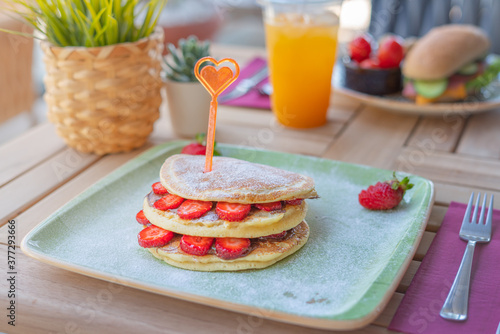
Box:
440, 192, 494, 321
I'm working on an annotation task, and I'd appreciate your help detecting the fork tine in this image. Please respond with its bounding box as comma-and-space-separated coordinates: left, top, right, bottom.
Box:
464, 192, 474, 224
486, 195, 494, 227
471, 193, 481, 224
478, 194, 487, 225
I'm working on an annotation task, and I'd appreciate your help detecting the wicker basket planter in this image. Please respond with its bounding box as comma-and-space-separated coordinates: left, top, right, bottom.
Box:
41, 28, 164, 155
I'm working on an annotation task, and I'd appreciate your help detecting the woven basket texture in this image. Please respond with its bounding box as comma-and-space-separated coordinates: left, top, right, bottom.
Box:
41, 28, 164, 155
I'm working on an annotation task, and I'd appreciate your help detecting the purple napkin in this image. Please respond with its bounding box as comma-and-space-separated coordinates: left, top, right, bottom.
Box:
389, 201, 500, 334
219, 57, 271, 110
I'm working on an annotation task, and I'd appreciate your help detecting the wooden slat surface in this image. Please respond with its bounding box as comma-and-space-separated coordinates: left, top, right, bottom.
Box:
395, 148, 500, 190
434, 182, 500, 209
456, 110, 500, 159
0, 123, 65, 187
406, 116, 465, 153
0, 147, 99, 226
323, 106, 419, 168
2, 43, 500, 334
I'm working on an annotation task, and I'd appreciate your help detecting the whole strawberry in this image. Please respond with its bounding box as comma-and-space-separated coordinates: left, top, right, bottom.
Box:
180, 133, 221, 156
358, 173, 413, 210
181, 142, 206, 155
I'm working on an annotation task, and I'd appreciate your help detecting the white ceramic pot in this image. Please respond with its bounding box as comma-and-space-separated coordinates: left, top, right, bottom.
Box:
164, 80, 211, 138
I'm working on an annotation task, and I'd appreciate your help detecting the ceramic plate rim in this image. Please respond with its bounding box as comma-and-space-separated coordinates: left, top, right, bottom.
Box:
332, 63, 500, 116
21, 141, 435, 330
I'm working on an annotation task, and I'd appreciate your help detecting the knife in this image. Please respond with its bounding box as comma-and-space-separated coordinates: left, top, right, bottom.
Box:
218, 65, 268, 102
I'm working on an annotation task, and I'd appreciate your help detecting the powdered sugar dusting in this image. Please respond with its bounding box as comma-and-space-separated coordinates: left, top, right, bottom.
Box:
161, 155, 316, 202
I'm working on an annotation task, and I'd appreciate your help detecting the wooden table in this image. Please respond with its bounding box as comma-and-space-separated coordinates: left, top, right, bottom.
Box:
1, 45, 500, 334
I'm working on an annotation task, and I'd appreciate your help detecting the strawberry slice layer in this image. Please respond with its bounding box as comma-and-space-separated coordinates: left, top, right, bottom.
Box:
255, 201, 282, 211
180, 235, 214, 256
215, 202, 251, 221
215, 237, 251, 260
138, 226, 174, 248
135, 210, 150, 225
285, 199, 303, 206
152, 182, 168, 195
177, 200, 213, 219
154, 194, 185, 210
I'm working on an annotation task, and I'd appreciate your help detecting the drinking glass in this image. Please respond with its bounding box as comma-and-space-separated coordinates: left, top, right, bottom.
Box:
259, 0, 342, 128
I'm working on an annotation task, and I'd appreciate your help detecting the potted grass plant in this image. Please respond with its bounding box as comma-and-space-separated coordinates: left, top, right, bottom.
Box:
2, 0, 166, 154
163, 35, 211, 137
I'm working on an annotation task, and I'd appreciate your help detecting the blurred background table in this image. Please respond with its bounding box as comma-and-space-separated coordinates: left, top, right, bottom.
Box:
0, 11, 34, 124
1, 44, 500, 334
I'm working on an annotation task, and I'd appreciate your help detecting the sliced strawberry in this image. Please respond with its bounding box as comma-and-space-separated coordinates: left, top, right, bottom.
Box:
152, 182, 168, 195
135, 210, 150, 225
177, 200, 212, 219
215, 238, 251, 260
137, 226, 174, 248
285, 199, 303, 206
262, 230, 287, 240
216, 202, 252, 221
153, 194, 185, 210
255, 201, 282, 211
180, 235, 214, 256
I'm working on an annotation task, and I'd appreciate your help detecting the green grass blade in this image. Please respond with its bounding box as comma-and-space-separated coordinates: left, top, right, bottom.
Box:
5, 0, 166, 47
107, 16, 118, 45
36, 2, 71, 45
72, 8, 93, 46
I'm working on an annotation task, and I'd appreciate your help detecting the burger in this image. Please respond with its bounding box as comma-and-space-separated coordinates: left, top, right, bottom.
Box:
402, 24, 498, 104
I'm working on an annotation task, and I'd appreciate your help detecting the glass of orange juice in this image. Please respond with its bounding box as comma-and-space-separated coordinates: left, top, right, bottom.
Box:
259, 0, 341, 128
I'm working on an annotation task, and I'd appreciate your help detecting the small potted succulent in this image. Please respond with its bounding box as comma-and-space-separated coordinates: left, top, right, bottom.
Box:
163, 36, 212, 137
2, 0, 166, 155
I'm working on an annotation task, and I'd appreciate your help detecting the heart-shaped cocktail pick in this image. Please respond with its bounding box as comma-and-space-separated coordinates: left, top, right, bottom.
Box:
194, 57, 240, 172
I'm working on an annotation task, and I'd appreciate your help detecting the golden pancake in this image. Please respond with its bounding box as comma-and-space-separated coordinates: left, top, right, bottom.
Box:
160, 155, 318, 204
147, 221, 309, 271
143, 197, 307, 238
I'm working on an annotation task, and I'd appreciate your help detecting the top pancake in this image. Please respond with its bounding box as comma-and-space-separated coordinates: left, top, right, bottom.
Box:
160, 155, 317, 204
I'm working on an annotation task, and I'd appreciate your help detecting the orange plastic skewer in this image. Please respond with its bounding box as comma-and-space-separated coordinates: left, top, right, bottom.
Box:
194, 57, 240, 172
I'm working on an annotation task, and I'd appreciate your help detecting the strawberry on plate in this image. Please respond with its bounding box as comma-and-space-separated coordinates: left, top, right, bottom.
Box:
152, 182, 168, 195
181, 133, 221, 156
216, 202, 251, 221
377, 36, 404, 68
255, 201, 282, 211
153, 194, 185, 210
177, 200, 213, 219
215, 237, 251, 260
180, 235, 214, 256
138, 226, 174, 248
349, 35, 372, 63
181, 142, 206, 155
135, 210, 150, 225
358, 173, 413, 210
360, 57, 381, 69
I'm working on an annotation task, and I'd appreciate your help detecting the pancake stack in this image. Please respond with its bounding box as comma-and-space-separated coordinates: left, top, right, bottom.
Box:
135, 154, 317, 271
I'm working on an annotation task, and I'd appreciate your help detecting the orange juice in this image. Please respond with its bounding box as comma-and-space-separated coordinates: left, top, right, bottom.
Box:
265, 16, 338, 128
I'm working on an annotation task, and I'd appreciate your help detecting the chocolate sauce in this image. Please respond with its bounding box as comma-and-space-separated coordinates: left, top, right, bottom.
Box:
155, 222, 308, 260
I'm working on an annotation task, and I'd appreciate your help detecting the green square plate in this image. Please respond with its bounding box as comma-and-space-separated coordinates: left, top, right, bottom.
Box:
22, 141, 434, 330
